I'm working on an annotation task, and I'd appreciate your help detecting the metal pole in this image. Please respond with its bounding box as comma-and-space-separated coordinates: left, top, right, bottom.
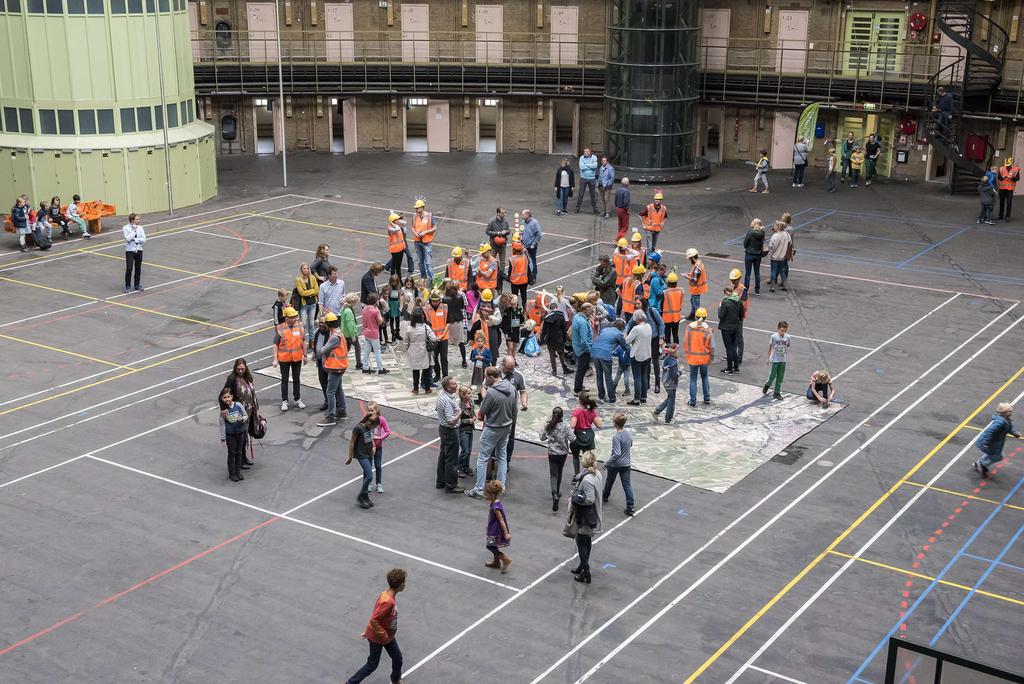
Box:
153, 3, 174, 214
274, 0, 287, 187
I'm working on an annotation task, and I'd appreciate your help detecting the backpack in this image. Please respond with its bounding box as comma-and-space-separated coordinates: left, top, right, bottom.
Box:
32, 224, 52, 250
248, 412, 267, 439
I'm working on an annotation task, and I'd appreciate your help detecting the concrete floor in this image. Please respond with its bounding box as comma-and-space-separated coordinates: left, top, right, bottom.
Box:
1, 152, 1023, 683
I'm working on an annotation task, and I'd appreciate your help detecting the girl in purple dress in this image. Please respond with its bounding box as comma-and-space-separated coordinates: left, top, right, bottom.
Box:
483, 480, 511, 574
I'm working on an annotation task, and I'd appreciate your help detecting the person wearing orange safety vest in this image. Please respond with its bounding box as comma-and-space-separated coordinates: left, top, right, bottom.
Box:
628, 231, 647, 269
316, 311, 348, 426
411, 199, 437, 279
729, 267, 748, 367
997, 157, 1021, 222
272, 306, 307, 412
618, 264, 646, 318
612, 238, 634, 286
476, 243, 500, 292
506, 240, 531, 306
386, 212, 412, 280
469, 288, 503, 364
427, 291, 451, 379
685, 247, 707, 321
639, 190, 667, 252
684, 307, 715, 407
661, 272, 684, 345
446, 246, 473, 292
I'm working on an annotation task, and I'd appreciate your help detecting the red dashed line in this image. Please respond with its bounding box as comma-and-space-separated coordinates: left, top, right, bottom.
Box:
894, 445, 1022, 655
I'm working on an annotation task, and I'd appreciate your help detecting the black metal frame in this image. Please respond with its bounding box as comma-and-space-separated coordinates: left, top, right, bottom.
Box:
884, 637, 1024, 684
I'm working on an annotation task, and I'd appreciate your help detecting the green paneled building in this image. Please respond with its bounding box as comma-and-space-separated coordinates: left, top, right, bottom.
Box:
0, 0, 216, 213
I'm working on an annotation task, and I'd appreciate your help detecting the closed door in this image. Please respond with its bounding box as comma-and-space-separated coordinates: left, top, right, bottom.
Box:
246, 2, 277, 62
188, 2, 200, 60
777, 10, 807, 73
550, 6, 578, 65
342, 99, 357, 154
427, 100, 450, 153
401, 4, 429, 63
476, 5, 503, 63
325, 3, 354, 62
771, 111, 798, 169
701, 9, 729, 71
844, 12, 906, 76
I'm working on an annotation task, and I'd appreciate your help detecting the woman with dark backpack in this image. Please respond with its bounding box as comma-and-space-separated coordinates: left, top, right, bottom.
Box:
224, 358, 259, 469
542, 299, 571, 376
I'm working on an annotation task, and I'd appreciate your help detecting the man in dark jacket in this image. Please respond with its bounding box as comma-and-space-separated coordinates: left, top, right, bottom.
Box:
541, 300, 572, 376
486, 207, 511, 273
613, 178, 631, 240
360, 263, 385, 305
591, 254, 616, 305
717, 285, 744, 374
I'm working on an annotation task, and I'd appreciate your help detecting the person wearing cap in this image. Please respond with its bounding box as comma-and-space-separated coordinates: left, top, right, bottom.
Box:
646, 252, 665, 312
591, 254, 616, 305
612, 238, 634, 288
717, 285, 744, 375
506, 239, 531, 306
619, 264, 645, 318
446, 246, 473, 292
427, 290, 451, 380
727, 267, 749, 367
520, 209, 542, 279
385, 212, 409, 279
411, 199, 436, 279
684, 308, 714, 406
470, 288, 504, 365
614, 177, 631, 240
685, 248, 707, 321
317, 311, 349, 425
639, 191, 667, 253
629, 231, 647, 269
997, 156, 1021, 221
661, 271, 683, 345
272, 306, 307, 412
486, 207, 511, 274
476, 242, 500, 294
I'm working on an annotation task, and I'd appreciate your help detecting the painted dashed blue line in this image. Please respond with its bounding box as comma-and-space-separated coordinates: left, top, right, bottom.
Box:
677, 508, 688, 517
962, 552, 1024, 574
724, 207, 819, 246
601, 563, 617, 570
896, 226, 972, 268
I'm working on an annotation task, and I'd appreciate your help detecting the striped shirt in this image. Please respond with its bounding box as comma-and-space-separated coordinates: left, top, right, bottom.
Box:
435, 390, 460, 428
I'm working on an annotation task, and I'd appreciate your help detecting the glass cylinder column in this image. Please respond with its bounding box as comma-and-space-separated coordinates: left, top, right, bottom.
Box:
605, 0, 710, 182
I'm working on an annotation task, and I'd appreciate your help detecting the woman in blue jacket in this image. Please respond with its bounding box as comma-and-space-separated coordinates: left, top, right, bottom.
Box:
973, 402, 1020, 477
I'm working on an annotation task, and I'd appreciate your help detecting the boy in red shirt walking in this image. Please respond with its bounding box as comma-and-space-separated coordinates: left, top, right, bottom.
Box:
346, 568, 407, 684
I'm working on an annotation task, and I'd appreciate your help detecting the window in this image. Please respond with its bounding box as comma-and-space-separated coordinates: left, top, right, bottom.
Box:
331, 97, 338, 106
27, 0, 42, 12
86, 0, 101, 12
254, 98, 269, 107
166, 102, 178, 127
157, 0, 167, 11
120, 107, 136, 132
7, 0, 20, 10
127, 0, 141, 13
179, 101, 188, 124
154, 105, 163, 129
145, 0, 154, 12
67, 0, 84, 13
187, 99, 194, 122
110, 0, 125, 12
844, 11, 905, 76
57, 109, 74, 134
78, 109, 96, 134
19, 108, 33, 133
39, 109, 57, 134
137, 106, 152, 131
45, 0, 61, 12
4, 107, 19, 133
0, 0, 6, 11
480, 98, 498, 106
406, 98, 428, 106
97, 108, 114, 133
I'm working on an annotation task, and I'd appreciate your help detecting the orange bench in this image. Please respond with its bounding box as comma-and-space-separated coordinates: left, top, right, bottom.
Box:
5, 201, 117, 238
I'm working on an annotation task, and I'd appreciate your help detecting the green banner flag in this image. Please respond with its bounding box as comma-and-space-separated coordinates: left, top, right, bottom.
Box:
797, 102, 820, 152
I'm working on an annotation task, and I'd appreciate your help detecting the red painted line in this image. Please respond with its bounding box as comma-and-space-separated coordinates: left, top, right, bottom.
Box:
0, 516, 278, 657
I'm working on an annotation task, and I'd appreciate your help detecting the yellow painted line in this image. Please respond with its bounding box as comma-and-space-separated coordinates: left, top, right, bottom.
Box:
682, 363, 1024, 683
0, 213, 250, 269
828, 550, 1024, 608
963, 424, 1022, 438
902, 481, 1024, 513
0, 276, 245, 332
83, 251, 279, 291
0, 333, 135, 370
0, 324, 275, 417
258, 212, 473, 253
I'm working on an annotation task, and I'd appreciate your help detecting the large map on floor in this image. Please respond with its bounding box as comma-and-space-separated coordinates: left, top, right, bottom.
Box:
258, 345, 842, 493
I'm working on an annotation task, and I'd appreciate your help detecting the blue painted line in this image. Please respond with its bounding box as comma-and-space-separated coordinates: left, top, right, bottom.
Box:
723, 207, 818, 246
852, 678, 875, 684
846, 472, 1024, 684
806, 208, 969, 230
962, 552, 1024, 574
930, 521, 1024, 647
786, 248, 1024, 286
896, 227, 972, 268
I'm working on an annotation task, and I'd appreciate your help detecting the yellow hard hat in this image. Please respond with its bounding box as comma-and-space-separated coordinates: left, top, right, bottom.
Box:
479, 243, 492, 254
414, 199, 426, 208
389, 212, 401, 222
695, 307, 708, 319
452, 246, 463, 257
617, 238, 628, 248
685, 248, 699, 259
632, 264, 646, 275
729, 268, 742, 280
282, 306, 298, 318
1006, 157, 1014, 166
631, 232, 643, 243
323, 311, 338, 322
653, 191, 664, 200
667, 272, 679, 283
481, 288, 494, 302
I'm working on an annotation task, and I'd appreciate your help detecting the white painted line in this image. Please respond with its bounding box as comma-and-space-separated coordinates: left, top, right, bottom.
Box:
530, 305, 1020, 684
726, 382, 1024, 684
706, 319, 872, 351
189, 228, 374, 265
0, 319, 271, 411
402, 481, 683, 678
85, 438, 519, 592
833, 293, 959, 379
530, 264, 595, 293
747, 664, 811, 684
0, 301, 97, 328
0, 455, 90, 491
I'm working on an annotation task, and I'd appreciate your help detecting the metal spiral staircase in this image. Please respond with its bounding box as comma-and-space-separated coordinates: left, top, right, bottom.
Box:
924, 0, 1007, 193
